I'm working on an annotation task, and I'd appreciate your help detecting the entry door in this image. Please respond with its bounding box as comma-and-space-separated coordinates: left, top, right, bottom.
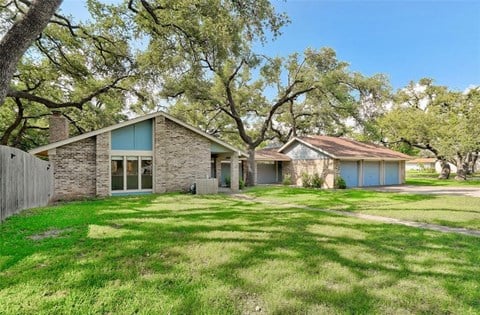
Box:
363, 161, 380, 186
340, 161, 358, 188
385, 162, 400, 185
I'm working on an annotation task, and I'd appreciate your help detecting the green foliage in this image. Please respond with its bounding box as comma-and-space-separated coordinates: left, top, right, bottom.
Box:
301, 172, 312, 188
239, 178, 245, 190
311, 173, 324, 188
300, 172, 324, 188
225, 176, 231, 188
379, 79, 480, 171
335, 176, 347, 189
282, 174, 292, 186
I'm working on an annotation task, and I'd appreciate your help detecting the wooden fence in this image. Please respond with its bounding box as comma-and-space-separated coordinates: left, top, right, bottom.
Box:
0, 145, 53, 222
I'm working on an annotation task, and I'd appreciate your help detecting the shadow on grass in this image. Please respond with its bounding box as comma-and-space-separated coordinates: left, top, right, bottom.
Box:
0, 192, 479, 314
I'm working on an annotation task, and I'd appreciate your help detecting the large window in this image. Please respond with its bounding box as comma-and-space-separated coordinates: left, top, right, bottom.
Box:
111, 157, 124, 190
111, 156, 152, 192
141, 157, 153, 189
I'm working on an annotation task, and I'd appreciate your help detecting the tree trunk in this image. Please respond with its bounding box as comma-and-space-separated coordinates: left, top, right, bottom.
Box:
0, 0, 63, 106
454, 155, 468, 181
246, 147, 257, 187
467, 151, 478, 174
438, 159, 451, 179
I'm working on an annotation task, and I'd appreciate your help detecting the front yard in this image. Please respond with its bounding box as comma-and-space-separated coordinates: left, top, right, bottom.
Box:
249, 186, 480, 230
406, 171, 480, 186
1, 188, 479, 314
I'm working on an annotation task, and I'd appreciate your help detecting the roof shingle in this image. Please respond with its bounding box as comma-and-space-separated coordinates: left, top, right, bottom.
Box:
294, 135, 411, 160
255, 148, 291, 161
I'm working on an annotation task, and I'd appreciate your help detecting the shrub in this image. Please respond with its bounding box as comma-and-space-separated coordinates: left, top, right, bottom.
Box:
225, 176, 231, 187
282, 174, 292, 186
311, 173, 324, 188
301, 172, 312, 188
239, 178, 245, 190
335, 176, 347, 189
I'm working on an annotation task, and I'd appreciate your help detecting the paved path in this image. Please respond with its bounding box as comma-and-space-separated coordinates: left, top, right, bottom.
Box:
231, 194, 480, 237
363, 185, 480, 197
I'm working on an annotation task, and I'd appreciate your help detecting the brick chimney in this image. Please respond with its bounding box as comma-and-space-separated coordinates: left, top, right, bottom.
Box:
49, 111, 69, 143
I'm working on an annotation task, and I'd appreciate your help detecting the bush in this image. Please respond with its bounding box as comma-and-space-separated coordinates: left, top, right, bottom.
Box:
282, 174, 292, 186
335, 176, 347, 189
301, 172, 312, 188
311, 173, 324, 188
225, 176, 231, 187
239, 178, 245, 190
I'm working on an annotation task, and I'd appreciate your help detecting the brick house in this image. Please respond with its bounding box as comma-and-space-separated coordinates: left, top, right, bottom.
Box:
249, 136, 410, 188
30, 112, 246, 200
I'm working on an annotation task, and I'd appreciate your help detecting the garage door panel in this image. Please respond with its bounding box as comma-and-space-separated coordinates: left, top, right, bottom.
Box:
363, 162, 380, 186
385, 162, 399, 185
257, 162, 277, 184
340, 161, 358, 188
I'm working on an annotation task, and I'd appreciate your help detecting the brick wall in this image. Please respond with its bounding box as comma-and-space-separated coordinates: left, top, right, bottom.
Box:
289, 159, 336, 188
50, 137, 96, 200
96, 132, 110, 197
49, 113, 69, 143
154, 117, 211, 192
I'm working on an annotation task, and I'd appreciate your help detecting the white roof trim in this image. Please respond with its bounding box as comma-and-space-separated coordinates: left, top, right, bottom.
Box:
29, 111, 247, 157
278, 137, 337, 159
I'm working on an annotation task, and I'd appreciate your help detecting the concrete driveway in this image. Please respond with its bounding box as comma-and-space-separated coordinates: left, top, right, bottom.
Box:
363, 185, 480, 198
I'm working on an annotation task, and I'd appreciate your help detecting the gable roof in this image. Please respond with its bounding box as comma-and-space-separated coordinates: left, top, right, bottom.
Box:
29, 111, 246, 157
279, 135, 411, 160
255, 148, 291, 161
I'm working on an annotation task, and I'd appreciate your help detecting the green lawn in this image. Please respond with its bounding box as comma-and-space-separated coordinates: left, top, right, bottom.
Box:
248, 186, 480, 230
1, 191, 480, 314
406, 171, 480, 186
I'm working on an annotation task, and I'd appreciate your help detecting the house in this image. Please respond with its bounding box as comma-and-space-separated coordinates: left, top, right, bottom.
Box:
30, 111, 246, 200
219, 136, 411, 188
406, 157, 470, 174
406, 157, 436, 171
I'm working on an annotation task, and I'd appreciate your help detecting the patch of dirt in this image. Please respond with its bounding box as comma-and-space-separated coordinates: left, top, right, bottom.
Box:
233, 289, 267, 314
28, 228, 73, 241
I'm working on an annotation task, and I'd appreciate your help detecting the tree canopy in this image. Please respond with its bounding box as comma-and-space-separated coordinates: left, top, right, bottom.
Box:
379, 78, 480, 179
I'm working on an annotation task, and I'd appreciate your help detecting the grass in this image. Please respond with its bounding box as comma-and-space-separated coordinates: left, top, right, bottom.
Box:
406, 171, 480, 186
1, 191, 480, 314
248, 186, 480, 230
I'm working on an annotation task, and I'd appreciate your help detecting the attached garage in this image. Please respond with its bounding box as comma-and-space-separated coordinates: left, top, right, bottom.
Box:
340, 161, 358, 188
363, 161, 381, 186
257, 162, 282, 184
385, 161, 400, 185
274, 135, 410, 189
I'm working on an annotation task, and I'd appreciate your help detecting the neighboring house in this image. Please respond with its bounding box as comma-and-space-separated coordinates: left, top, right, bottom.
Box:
30, 111, 246, 200
406, 157, 465, 174
272, 136, 409, 188
406, 158, 436, 171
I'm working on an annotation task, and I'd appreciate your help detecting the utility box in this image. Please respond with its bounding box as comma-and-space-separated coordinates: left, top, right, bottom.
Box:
195, 178, 218, 194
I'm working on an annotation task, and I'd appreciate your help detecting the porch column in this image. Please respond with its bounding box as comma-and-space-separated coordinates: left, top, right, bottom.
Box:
230, 152, 239, 192
215, 155, 224, 186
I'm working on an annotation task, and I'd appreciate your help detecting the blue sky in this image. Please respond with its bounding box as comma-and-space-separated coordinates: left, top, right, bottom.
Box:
60, 0, 480, 91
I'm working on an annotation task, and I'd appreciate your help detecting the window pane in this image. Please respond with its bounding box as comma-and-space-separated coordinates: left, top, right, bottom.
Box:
111, 158, 124, 190
126, 157, 139, 190
141, 158, 152, 189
